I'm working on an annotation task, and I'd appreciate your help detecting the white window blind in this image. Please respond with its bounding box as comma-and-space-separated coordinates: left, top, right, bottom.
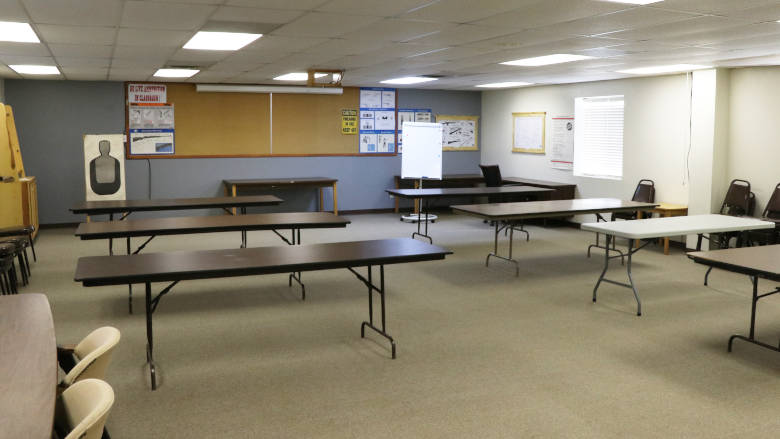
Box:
573, 95, 624, 180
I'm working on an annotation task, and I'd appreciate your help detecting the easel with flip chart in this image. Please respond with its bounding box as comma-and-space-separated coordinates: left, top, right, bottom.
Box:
400, 122, 443, 223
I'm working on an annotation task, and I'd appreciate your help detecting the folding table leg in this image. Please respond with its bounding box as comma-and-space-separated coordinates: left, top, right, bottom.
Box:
728, 276, 780, 353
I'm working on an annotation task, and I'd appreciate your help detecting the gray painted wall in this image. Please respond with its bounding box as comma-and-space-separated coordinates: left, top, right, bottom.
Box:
5, 80, 481, 224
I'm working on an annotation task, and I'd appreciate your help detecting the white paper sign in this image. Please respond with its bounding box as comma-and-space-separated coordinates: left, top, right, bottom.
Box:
127, 84, 167, 104
550, 116, 574, 170
514, 115, 544, 151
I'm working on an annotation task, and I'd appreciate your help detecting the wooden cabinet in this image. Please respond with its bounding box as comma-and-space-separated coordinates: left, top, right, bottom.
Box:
0, 176, 38, 237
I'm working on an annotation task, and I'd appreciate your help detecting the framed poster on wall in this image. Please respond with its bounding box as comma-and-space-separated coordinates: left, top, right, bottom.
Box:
512, 112, 546, 154
436, 115, 478, 151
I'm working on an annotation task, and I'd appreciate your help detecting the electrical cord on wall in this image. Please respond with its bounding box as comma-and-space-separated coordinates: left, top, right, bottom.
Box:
147, 158, 152, 199
685, 71, 693, 187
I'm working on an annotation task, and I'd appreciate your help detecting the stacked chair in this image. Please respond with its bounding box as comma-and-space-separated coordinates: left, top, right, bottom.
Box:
0, 225, 36, 291
55, 326, 121, 439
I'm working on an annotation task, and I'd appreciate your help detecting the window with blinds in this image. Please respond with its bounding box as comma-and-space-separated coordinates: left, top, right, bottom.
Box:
573, 95, 624, 180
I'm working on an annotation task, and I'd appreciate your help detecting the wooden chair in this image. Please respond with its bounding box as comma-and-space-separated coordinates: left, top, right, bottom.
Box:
54, 379, 114, 439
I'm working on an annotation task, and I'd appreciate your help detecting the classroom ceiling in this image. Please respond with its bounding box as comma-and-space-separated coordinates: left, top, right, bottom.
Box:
2, 0, 780, 89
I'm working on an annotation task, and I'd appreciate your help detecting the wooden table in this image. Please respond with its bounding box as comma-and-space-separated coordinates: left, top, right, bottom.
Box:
387, 186, 554, 243
76, 212, 350, 313
393, 174, 577, 213
636, 202, 688, 254
223, 177, 338, 215
688, 245, 779, 354
71, 195, 283, 217
0, 293, 56, 438
582, 214, 774, 316
452, 199, 658, 276
74, 238, 451, 390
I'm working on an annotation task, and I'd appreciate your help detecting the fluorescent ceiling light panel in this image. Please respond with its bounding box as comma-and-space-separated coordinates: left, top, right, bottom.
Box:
380, 76, 438, 84
600, 1, 664, 4
183, 31, 262, 51
154, 68, 200, 78
10, 65, 59, 75
0, 21, 40, 43
476, 81, 533, 88
617, 64, 711, 75
274, 72, 327, 81
501, 54, 595, 66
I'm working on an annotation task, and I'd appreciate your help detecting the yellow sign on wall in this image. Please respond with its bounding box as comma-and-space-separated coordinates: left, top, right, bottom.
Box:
341, 109, 357, 134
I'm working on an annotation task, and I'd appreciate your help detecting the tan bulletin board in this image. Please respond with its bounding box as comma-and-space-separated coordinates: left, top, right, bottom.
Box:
437, 115, 479, 151
125, 83, 369, 158
512, 111, 546, 154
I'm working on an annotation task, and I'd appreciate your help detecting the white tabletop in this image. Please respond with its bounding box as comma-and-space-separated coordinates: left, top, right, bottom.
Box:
580, 214, 774, 239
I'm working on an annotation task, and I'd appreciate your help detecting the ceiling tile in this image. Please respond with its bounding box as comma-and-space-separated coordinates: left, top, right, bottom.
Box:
651, 0, 778, 15
0, 42, 51, 57
725, 4, 780, 21
214, 49, 289, 70
243, 35, 329, 52
0, 0, 30, 21
24, 0, 123, 26
211, 6, 304, 24
60, 66, 109, 80
35, 25, 116, 45
656, 22, 780, 47
110, 57, 166, 69
272, 12, 383, 38
316, 0, 433, 17
461, 28, 567, 50
168, 48, 233, 64
0, 54, 56, 65
301, 38, 387, 57
472, 0, 629, 30
226, 0, 329, 9
48, 43, 113, 58
121, 1, 217, 30
604, 16, 749, 42
186, 70, 238, 83
116, 28, 193, 47
399, 0, 539, 23
405, 24, 518, 46
108, 67, 153, 81
562, 7, 701, 37
55, 56, 112, 68
339, 18, 454, 43
113, 45, 177, 61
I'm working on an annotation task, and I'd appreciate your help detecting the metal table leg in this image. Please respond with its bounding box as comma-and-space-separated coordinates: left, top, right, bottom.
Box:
592, 235, 645, 316
728, 276, 780, 353
411, 198, 433, 243
352, 265, 396, 358
485, 221, 520, 276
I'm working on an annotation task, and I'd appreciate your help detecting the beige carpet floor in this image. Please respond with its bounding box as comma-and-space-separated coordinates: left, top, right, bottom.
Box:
23, 213, 780, 438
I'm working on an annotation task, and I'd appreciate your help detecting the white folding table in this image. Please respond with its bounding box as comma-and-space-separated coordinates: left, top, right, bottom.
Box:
581, 214, 774, 316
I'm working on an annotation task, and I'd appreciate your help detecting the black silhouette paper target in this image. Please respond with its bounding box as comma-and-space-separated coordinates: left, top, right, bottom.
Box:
83, 134, 126, 201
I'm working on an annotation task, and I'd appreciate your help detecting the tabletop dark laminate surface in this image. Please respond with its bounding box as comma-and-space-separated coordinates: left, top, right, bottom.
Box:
386, 186, 553, 199
76, 212, 349, 239
75, 238, 451, 286
223, 177, 338, 187
452, 198, 657, 220
0, 293, 56, 439
687, 244, 780, 281
71, 195, 283, 214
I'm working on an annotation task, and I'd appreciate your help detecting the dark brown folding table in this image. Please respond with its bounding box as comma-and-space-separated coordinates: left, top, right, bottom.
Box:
75, 212, 350, 312
223, 177, 338, 214
451, 198, 658, 275
75, 238, 451, 390
0, 293, 56, 438
688, 245, 780, 354
386, 186, 554, 243
71, 194, 283, 217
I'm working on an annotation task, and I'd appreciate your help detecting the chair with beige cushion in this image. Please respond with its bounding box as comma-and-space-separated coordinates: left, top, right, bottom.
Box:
54, 378, 115, 439
58, 326, 121, 388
